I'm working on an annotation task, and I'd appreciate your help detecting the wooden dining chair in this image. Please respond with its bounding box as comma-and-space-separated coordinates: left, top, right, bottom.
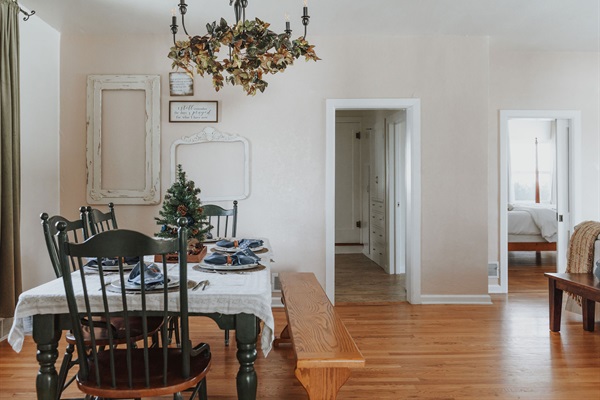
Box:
86, 202, 118, 235
202, 201, 238, 346
85, 203, 181, 347
202, 201, 238, 240
56, 218, 211, 400
41, 209, 162, 399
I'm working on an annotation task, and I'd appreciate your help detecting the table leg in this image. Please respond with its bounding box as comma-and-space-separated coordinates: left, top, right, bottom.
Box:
548, 278, 563, 332
582, 298, 596, 332
235, 313, 258, 400
32, 314, 62, 400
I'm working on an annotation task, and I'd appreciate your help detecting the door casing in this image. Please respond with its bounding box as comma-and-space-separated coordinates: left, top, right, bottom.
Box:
495, 110, 582, 294
326, 99, 422, 304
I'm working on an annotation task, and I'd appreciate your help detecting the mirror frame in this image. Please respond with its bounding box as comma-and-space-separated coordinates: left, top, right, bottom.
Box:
86, 75, 161, 204
170, 126, 250, 202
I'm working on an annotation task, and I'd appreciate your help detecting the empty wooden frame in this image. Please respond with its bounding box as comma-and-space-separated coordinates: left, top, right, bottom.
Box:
86, 75, 161, 204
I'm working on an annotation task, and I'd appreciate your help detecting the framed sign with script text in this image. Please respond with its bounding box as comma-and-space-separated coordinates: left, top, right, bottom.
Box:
169, 101, 219, 123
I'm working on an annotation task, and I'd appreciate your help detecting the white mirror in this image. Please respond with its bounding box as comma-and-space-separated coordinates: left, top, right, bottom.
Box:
86, 75, 161, 204
171, 127, 250, 202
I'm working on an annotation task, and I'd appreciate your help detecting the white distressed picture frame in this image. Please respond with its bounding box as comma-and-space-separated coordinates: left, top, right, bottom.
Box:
170, 127, 250, 202
86, 74, 161, 204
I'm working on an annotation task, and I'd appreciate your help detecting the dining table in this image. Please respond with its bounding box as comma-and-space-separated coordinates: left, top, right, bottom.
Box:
7, 238, 275, 400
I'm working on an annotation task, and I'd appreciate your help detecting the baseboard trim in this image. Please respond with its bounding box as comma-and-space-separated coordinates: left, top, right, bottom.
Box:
271, 295, 284, 308
420, 294, 492, 305
488, 284, 506, 294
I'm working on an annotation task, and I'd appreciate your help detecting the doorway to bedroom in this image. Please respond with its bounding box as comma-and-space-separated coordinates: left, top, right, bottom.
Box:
497, 110, 582, 294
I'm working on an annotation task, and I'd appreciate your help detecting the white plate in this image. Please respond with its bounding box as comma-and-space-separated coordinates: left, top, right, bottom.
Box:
195, 262, 260, 271
110, 276, 180, 291
213, 245, 264, 253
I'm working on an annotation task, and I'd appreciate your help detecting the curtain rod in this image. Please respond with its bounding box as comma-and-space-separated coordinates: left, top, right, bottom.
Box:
17, 3, 35, 21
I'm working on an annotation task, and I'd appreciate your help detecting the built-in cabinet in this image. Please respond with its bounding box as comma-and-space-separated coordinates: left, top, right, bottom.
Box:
368, 127, 387, 269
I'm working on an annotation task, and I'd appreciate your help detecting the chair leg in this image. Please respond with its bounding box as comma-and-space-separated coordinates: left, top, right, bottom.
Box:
173, 392, 184, 400
168, 317, 181, 347
224, 329, 230, 346
189, 377, 208, 400
199, 377, 208, 400
55, 343, 75, 400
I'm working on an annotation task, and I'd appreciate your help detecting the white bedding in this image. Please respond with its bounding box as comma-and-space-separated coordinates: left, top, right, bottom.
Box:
508, 205, 557, 242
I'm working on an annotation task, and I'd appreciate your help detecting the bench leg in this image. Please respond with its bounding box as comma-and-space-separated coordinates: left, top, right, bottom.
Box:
273, 325, 291, 348
295, 367, 351, 400
548, 278, 563, 332
582, 298, 595, 332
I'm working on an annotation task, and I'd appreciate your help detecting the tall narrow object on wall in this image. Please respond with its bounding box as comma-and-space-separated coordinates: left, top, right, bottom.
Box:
169, 0, 320, 95
86, 75, 161, 205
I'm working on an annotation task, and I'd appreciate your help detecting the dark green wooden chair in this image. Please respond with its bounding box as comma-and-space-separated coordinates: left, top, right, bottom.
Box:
41, 209, 162, 399
202, 201, 238, 346
202, 201, 238, 240
56, 218, 211, 400
86, 203, 118, 235
86, 203, 181, 348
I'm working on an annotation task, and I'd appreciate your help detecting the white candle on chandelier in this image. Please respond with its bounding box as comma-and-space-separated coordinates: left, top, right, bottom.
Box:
303, 0, 308, 17
285, 13, 290, 31
171, 9, 176, 25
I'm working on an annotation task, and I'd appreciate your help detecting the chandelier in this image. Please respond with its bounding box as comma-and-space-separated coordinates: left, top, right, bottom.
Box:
169, 0, 320, 95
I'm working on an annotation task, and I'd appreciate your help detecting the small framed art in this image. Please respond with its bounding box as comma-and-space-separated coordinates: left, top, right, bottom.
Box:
169, 101, 218, 123
169, 72, 194, 96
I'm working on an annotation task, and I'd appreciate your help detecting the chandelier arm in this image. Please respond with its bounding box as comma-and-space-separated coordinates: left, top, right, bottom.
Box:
301, 7, 310, 39
241, 0, 248, 23
179, 0, 189, 36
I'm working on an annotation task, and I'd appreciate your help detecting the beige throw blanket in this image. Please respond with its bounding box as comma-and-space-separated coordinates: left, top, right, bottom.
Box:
565, 221, 600, 315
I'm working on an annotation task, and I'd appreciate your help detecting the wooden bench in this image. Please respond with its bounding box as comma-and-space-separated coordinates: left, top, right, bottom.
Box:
274, 272, 365, 399
545, 272, 600, 332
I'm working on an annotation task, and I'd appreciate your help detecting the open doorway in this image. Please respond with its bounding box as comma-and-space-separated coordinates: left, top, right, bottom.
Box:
334, 111, 407, 303
325, 99, 422, 305
495, 110, 582, 294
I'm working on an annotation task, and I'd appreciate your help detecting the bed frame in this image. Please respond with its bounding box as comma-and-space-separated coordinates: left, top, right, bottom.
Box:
508, 241, 556, 252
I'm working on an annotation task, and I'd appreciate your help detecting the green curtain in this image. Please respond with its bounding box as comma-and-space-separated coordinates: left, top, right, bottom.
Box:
0, 0, 22, 318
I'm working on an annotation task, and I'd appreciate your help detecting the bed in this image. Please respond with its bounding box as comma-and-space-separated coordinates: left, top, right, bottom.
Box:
507, 204, 557, 252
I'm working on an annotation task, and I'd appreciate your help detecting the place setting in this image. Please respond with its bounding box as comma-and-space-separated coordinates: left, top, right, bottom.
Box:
103, 262, 198, 294
211, 238, 268, 254
195, 245, 265, 273
83, 256, 140, 273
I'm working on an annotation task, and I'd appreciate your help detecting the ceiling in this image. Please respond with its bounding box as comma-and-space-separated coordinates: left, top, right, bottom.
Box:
18, 0, 600, 52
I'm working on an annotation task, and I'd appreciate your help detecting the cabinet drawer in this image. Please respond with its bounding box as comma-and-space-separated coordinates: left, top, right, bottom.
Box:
371, 213, 385, 228
371, 201, 384, 212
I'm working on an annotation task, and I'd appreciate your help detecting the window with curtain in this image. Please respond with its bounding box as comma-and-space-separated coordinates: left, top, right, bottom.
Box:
508, 120, 556, 206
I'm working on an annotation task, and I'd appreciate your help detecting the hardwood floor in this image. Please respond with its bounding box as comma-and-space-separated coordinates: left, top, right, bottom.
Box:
2, 252, 599, 399
335, 253, 406, 304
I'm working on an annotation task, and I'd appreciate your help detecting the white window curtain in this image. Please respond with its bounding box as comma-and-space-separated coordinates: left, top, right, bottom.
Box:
507, 120, 556, 206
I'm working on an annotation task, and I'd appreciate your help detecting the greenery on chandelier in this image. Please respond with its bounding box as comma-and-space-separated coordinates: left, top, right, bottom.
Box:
168, 18, 320, 96
155, 164, 210, 242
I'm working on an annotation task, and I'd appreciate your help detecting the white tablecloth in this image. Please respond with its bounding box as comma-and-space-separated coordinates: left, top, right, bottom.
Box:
9, 241, 275, 357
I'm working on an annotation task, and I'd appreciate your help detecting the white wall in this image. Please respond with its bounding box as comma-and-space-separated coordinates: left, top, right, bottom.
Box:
19, 18, 61, 290
58, 34, 490, 297
488, 49, 600, 263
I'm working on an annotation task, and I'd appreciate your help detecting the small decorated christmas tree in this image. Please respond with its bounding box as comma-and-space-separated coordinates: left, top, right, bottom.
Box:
155, 164, 210, 244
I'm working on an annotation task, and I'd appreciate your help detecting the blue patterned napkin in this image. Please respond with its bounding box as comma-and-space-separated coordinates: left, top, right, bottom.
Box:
127, 262, 164, 289
204, 248, 260, 266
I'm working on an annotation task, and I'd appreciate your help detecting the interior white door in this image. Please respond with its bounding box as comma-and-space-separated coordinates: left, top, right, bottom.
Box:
335, 120, 362, 243
555, 119, 570, 272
